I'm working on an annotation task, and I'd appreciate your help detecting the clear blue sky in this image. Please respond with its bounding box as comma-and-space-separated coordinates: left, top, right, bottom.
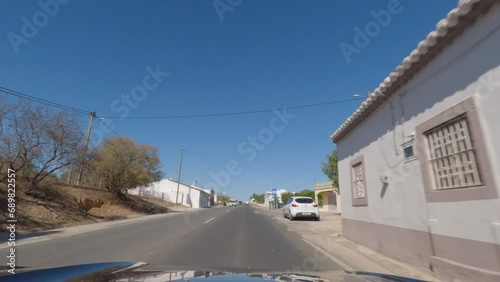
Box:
1, 0, 457, 200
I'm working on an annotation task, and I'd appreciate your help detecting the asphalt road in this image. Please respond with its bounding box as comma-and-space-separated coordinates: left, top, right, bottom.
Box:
2, 205, 342, 273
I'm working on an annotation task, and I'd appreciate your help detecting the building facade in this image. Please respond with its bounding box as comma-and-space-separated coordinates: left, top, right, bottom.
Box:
314, 181, 340, 212
264, 189, 290, 206
129, 179, 211, 209
331, 1, 500, 281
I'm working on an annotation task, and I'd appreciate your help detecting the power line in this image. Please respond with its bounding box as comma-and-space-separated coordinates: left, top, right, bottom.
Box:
259, 135, 326, 152
404, 24, 500, 93
96, 117, 120, 136
100, 97, 365, 119
185, 135, 326, 157
0, 86, 91, 115
184, 150, 238, 157
163, 166, 201, 185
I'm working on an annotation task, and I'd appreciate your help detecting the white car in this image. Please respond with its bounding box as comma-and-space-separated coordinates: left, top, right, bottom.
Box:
228, 200, 238, 207
283, 196, 320, 221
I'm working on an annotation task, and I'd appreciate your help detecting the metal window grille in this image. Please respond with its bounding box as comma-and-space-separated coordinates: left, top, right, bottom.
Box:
352, 162, 365, 198
425, 115, 481, 190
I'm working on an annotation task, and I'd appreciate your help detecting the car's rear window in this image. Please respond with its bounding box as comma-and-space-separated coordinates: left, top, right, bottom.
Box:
295, 198, 313, 204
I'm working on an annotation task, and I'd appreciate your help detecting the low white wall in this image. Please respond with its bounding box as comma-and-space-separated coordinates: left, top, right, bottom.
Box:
129, 179, 210, 209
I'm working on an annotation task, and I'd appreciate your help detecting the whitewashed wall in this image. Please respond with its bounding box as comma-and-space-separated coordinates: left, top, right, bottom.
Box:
337, 3, 500, 244
129, 179, 211, 209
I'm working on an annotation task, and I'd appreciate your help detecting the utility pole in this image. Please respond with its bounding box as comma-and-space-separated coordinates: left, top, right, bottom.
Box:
175, 149, 185, 205
218, 188, 226, 206
76, 112, 96, 186
67, 168, 72, 185
266, 184, 270, 209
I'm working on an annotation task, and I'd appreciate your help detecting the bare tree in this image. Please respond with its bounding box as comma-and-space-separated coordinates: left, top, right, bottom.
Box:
0, 96, 9, 175
0, 100, 84, 188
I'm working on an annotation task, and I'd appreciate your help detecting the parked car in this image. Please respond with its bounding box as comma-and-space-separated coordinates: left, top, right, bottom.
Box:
283, 196, 320, 221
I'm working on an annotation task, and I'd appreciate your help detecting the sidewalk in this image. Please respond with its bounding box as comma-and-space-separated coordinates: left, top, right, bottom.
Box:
252, 204, 437, 281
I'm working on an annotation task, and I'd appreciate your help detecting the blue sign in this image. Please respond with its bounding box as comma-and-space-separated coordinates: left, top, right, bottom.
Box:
272, 188, 277, 195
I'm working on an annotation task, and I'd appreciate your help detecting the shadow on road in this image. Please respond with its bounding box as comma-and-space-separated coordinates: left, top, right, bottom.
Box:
289, 218, 320, 222
0, 230, 62, 243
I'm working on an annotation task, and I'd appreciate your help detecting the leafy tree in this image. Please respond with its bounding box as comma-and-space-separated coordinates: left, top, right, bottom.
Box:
295, 189, 322, 205
322, 149, 339, 189
251, 193, 265, 204
217, 194, 230, 203
89, 136, 163, 195
280, 191, 294, 204
295, 189, 315, 198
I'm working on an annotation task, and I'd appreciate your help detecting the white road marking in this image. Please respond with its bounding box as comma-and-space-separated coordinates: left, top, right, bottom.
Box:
204, 217, 215, 224
226, 210, 230, 212
302, 238, 354, 271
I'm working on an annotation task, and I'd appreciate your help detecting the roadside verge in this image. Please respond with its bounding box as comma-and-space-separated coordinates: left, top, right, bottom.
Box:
253, 204, 437, 281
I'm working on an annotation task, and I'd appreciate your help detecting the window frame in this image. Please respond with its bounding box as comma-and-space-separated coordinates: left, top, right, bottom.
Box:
402, 139, 417, 162
295, 198, 314, 204
415, 97, 497, 202
350, 154, 368, 206
425, 114, 481, 190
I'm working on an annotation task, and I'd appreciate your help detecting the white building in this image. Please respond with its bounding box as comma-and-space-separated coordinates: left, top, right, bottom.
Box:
264, 189, 290, 205
330, 1, 500, 281
129, 179, 212, 209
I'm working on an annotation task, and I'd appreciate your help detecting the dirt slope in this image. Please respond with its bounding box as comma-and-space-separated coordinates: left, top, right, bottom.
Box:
0, 183, 187, 234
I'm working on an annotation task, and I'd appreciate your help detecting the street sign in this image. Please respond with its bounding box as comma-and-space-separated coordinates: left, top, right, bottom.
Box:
272, 188, 277, 195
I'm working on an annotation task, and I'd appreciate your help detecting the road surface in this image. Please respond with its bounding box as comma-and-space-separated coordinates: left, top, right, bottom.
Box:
2, 205, 343, 273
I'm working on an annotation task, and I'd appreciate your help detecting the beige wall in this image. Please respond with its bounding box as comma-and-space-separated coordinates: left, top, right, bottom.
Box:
315, 182, 341, 212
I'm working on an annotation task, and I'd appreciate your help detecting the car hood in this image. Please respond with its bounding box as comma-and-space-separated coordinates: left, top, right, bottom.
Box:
0, 262, 428, 282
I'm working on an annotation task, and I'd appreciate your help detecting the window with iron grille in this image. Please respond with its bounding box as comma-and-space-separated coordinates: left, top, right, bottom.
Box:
425, 115, 482, 190
352, 162, 365, 198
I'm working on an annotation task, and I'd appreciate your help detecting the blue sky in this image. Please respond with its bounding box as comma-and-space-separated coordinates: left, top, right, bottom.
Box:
0, 0, 458, 200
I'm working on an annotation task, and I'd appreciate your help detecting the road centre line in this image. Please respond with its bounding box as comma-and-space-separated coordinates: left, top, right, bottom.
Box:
204, 217, 215, 224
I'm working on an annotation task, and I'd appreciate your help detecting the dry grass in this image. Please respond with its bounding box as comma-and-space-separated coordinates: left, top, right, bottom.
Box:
0, 182, 184, 234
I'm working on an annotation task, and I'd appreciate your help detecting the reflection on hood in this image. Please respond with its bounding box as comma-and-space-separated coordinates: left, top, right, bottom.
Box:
0, 262, 428, 282
115, 270, 323, 281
